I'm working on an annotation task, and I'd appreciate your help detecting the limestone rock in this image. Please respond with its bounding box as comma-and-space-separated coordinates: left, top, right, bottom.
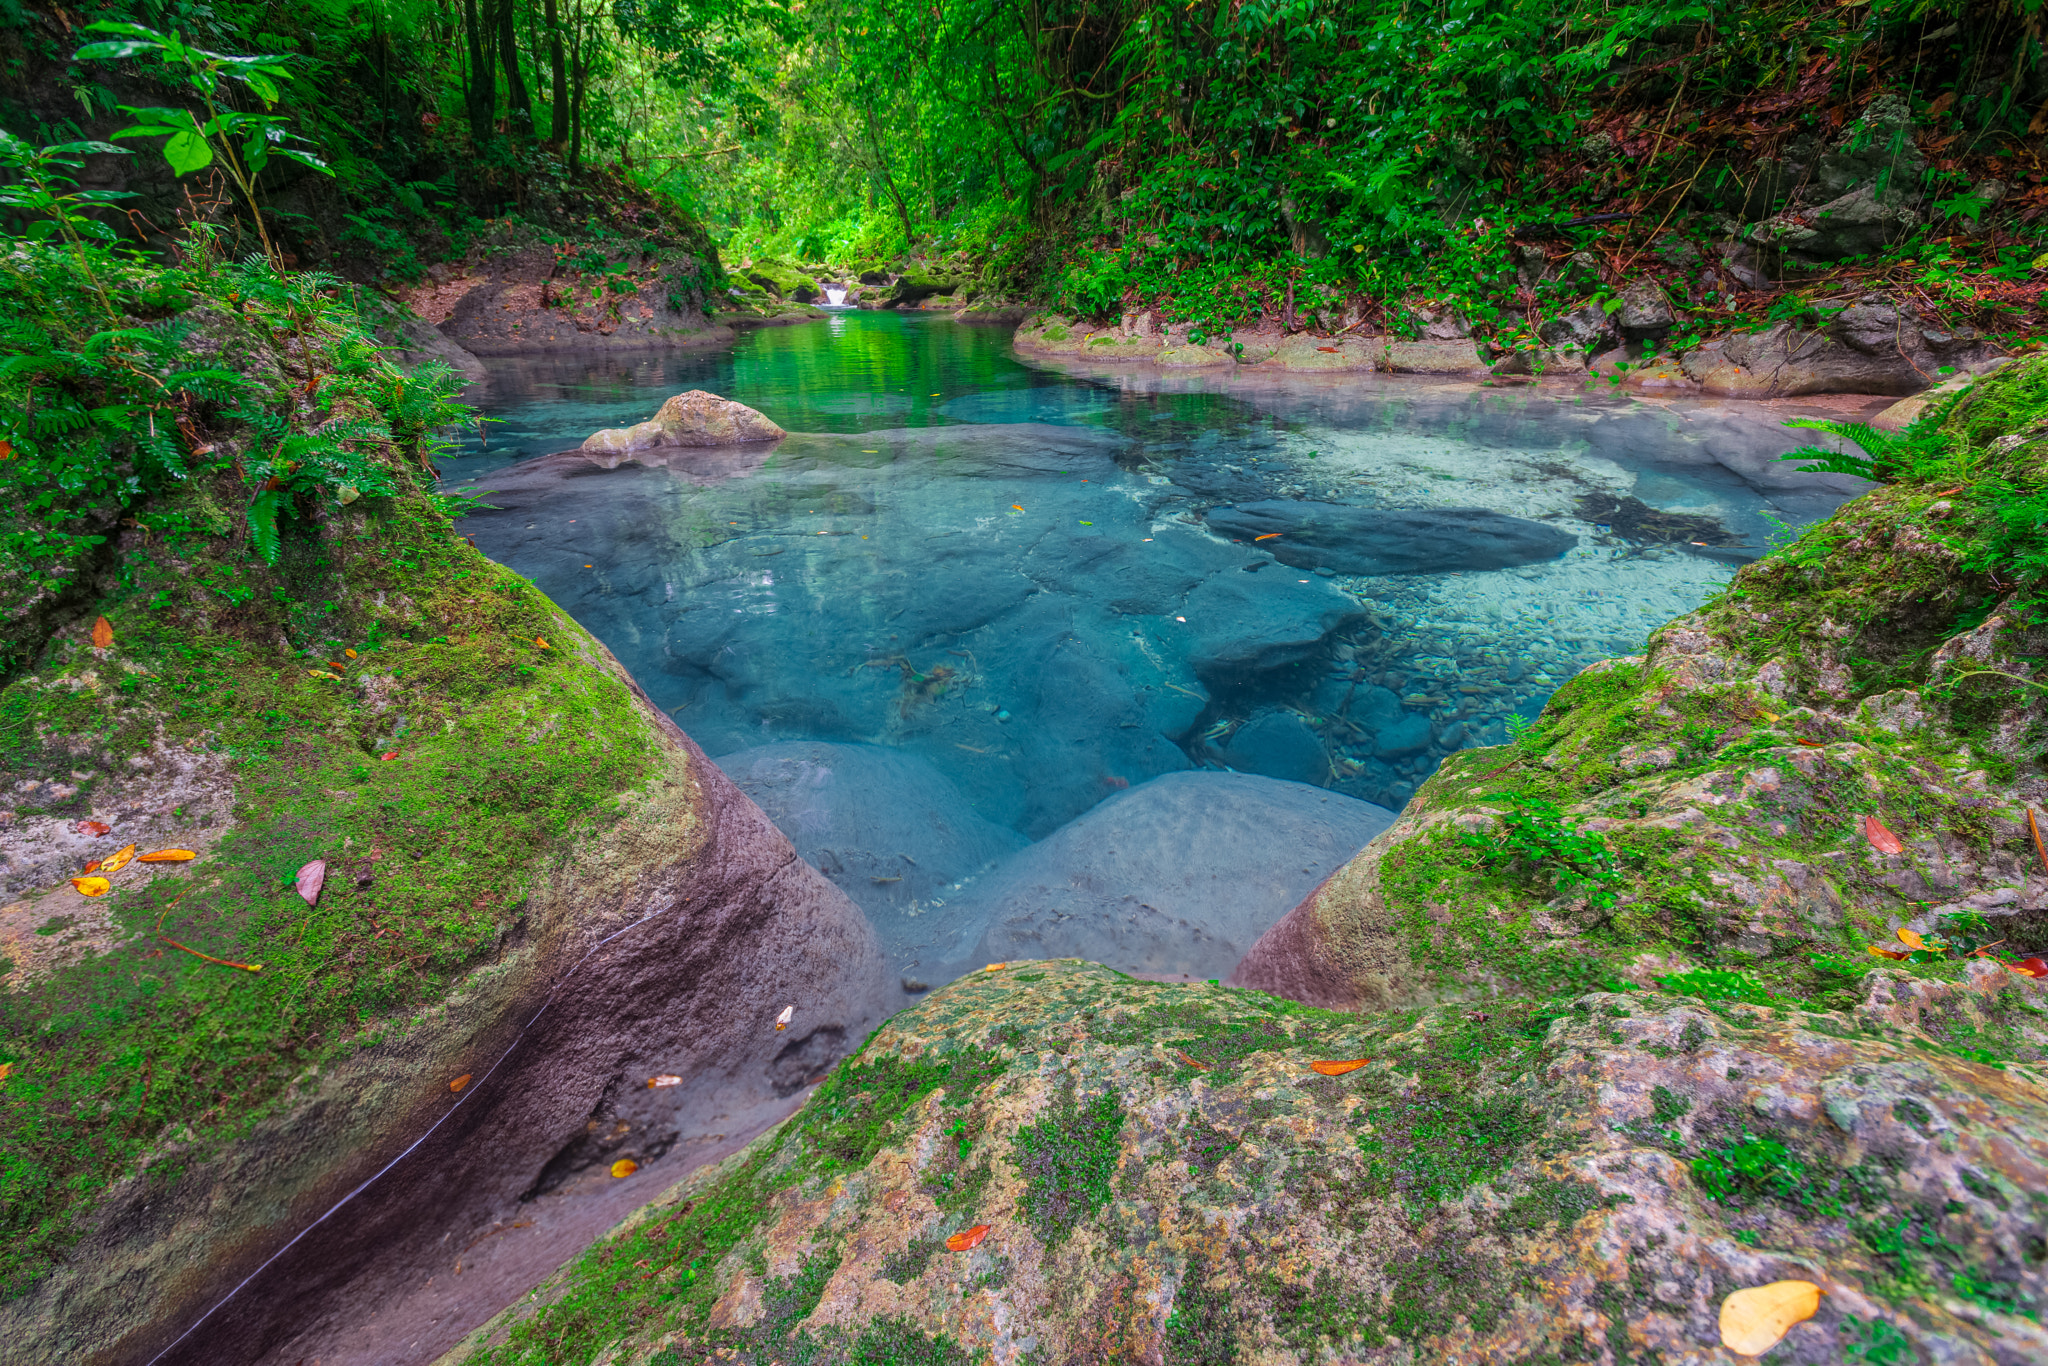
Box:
1181, 570, 1368, 695
1535, 303, 1618, 362
947, 773, 1390, 983
1680, 295, 1998, 397
742, 258, 822, 302
1616, 277, 1677, 346
1749, 183, 1924, 262
1203, 501, 1577, 576
440, 961, 2048, 1366
580, 390, 786, 454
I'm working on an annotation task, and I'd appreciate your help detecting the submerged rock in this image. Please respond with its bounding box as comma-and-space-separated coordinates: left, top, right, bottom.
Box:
1203, 500, 1577, 575
581, 389, 786, 454
440, 959, 2048, 1366
948, 772, 1392, 983
713, 740, 1027, 961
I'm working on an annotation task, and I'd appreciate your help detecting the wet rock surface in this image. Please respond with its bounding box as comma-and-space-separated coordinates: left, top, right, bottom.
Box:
1204, 500, 1577, 575
713, 740, 1027, 958
438, 959, 2048, 1366
581, 389, 787, 454
951, 772, 1392, 983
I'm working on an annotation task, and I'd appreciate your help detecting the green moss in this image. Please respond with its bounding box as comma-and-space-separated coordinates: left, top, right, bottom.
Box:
1162, 1267, 1239, 1364
1010, 1076, 1125, 1247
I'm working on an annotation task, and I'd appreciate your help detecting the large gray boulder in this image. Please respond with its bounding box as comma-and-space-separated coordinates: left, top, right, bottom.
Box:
1750, 183, 1924, 262
580, 390, 786, 455
1680, 294, 2000, 397
958, 771, 1395, 982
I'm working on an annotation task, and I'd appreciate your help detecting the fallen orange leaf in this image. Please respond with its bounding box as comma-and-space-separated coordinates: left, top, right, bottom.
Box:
983, 962, 1008, 971
647, 1074, 683, 1088
101, 844, 137, 874
1175, 1049, 1210, 1072
2007, 957, 2048, 979
1254, 532, 1282, 541
1719, 1280, 1821, 1355
449, 1073, 472, 1093
0, 1062, 12, 1086
1867, 945, 1908, 960
535, 636, 552, 649
1311, 1059, 1371, 1076
2029, 809, 2048, 875
946, 1224, 992, 1251
1896, 928, 1927, 951
610, 1158, 639, 1178
92, 616, 112, 649
1795, 738, 1824, 747
381, 751, 400, 760
1864, 815, 1905, 855
345, 648, 358, 658
71, 876, 110, 897
138, 849, 197, 862
75, 819, 111, 836
1010, 504, 1024, 512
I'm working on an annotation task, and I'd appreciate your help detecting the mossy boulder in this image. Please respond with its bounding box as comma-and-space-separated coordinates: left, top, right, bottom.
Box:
441, 958, 2048, 1364
1233, 356, 2048, 1017
885, 271, 967, 307
742, 258, 823, 303
0, 270, 889, 1365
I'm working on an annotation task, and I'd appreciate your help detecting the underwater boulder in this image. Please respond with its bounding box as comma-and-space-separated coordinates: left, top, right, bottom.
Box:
1204, 501, 1577, 575
713, 741, 1027, 950
953, 771, 1394, 983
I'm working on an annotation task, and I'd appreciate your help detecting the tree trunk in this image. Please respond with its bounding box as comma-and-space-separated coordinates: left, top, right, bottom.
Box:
498, 0, 534, 136
862, 95, 914, 246
544, 0, 569, 149
461, 0, 495, 147
568, 0, 585, 172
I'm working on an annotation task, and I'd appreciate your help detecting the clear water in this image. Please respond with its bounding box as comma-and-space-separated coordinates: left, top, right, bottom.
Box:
444, 312, 1861, 844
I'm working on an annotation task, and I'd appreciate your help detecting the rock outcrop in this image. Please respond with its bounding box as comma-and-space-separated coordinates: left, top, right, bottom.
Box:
0, 302, 888, 1365
437, 958, 2048, 1366
1678, 295, 2003, 398
411, 221, 733, 356
580, 390, 787, 456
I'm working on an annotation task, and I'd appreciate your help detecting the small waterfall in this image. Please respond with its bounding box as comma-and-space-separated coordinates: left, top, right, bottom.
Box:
824, 285, 848, 306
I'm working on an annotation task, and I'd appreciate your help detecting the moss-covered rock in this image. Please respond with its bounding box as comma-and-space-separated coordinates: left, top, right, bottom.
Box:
1234, 361, 2048, 1018
439, 957, 2048, 1364
0, 254, 889, 1365
742, 258, 823, 303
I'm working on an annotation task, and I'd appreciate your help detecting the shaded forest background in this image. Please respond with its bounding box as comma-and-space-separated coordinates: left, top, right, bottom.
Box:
1, 0, 2044, 339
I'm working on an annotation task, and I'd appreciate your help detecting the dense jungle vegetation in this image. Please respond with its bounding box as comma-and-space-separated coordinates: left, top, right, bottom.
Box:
2, 0, 2044, 330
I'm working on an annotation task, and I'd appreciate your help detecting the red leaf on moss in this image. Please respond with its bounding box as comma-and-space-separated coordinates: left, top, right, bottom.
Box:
74, 819, 111, 836
1864, 816, 1905, 855
2008, 958, 2048, 979
1311, 1059, 1371, 1076
946, 1224, 991, 1251
91, 616, 113, 649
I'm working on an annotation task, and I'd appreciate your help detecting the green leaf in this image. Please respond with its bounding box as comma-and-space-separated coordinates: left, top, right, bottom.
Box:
241, 70, 281, 105
246, 489, 285, 565
74, 40, 161, 60
162, 130, 213, 176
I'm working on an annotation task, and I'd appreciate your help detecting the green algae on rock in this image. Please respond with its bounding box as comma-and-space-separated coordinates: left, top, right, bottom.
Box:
438, 958, 2048, 1364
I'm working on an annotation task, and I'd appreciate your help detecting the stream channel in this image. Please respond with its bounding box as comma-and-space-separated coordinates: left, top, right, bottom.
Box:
445, 310, 1869, 991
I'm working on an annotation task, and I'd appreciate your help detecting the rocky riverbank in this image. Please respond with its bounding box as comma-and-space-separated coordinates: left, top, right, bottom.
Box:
0, 268, 894, 1365
1015, 294, 2017, 415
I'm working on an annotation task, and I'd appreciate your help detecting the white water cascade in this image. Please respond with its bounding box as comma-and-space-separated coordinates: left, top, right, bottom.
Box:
823, 285, 848, 306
